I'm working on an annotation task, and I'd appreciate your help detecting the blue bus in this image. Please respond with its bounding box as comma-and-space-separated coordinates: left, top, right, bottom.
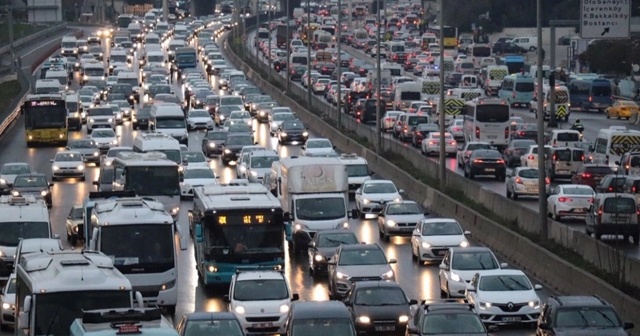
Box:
498, 73, 535, 108
498, 56, 525, 74
568, 77, 613, 112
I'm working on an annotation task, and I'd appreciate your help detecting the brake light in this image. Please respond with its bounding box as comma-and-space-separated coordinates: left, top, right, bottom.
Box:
473, 159, 483, 163
505, 127, 509, 138
558, 197, 571, 202
404, 125, 408, 130
528, 155, 535, 160
515, 177, 523, 184
428, 141, 436, 145
582, 173, 592, 178
385, 117, 392, 122
545, 177, 550, 184
598, 205, 603, 222
581, 155, 585, 161
497, 159, 505, 164
449, 141, 456, 145
608, 186, 614, 192
552, 154, 557, 161
518, 131, 525, 136
589, 96, 592, 102
475, 127, 480, 138
633, 186, 637, 193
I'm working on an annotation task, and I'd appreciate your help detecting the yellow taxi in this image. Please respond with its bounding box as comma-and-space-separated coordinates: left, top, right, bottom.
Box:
606, 100, 639, 120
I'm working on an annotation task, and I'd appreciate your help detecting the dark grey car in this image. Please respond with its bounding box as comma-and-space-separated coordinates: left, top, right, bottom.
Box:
67, 139, 100, 165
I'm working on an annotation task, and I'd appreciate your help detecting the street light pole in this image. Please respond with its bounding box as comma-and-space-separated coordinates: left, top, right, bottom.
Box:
306, 0, 311, 106
255, 1, 260, 64
375, 0, 381, 154
286, 0, 290, 91
268, 5, 272, 80
437, 0, 446, 190
536, 0, 548, 240
336, 0, 342, 131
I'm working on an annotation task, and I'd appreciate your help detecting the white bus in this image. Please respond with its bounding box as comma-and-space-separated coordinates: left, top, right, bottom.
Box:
112, 152, 181, 219
132, 132, 182, 164
462, 98, 511, 149
15, 251, 142, 336
88, 197, 179, 314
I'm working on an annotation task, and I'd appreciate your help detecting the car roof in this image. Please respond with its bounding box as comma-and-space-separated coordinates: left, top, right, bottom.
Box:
474, 269, 526, 277
340, 243, 381, 251
236, 270, 285, 281
184, 312, 238, 321
351, 280, 403, 290
548, 295, 612, 308
449, 246, 492, 253
291, 301, 350, 319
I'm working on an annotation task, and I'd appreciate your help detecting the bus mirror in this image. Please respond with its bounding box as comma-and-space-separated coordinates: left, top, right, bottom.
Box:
89, 228, 98, 250
18, 296, 31, 330
195, 224, 204, 243
135, 291, 144, 308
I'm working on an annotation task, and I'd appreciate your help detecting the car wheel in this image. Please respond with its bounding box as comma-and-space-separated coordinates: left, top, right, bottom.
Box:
529, 46, 537, 52
469, 171, 475, 179
606, 112, 610, 119
553, 208, 562, 221
80, 176, 86, 181
506, 188, 512, 199
71, 235, 77, 246
513, 192, 518, 200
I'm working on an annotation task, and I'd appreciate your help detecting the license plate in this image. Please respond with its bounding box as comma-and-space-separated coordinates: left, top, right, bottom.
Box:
573, 209, 585, 213
611, 217, 629, 222
526, 188, 537, 193
437, 250, 447, 256
557, 170, 569, 174
487, 135, 497, 139
485, 168, 496, 172
375, 326, 395, 331
251, 323, 273, 328
502, 316, 521, 322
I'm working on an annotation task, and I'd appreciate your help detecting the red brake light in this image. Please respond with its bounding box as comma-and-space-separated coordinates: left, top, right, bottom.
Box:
428, 141, 436, 145
552, 154, 557, 161
475, 127, 480, 138
473, 159, 483, 163
545, 177, 550, 185
518, 131, 525, 136
515, 177, 523, 184
589, 96, 593, 102
582, 173, 592, 178
449, 141, 456, 145
633, 186, 637, 193
497, 159, 505, 164
558, 197, 571, 202
528, 155, 535, 160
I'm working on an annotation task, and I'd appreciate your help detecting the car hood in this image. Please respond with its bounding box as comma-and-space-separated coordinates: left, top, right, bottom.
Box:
337, 264, 392, 278
449, 269, 499, 282
417, 234, 467, 247
305, 148, 336, 155
282, 129, 305, 134
362, 192, 401, 203
54, 161, 84, 168
225, 144, 248, 152
12, 186, 47, 193
72, 148, 99, 155
352, 304, 410, 320
385, 213, 424, 223
316, 246, 338, 258
182, 178, 216, 186
550, 328, 628, 336
476, 290, 538, 304
92, 137, 116, 144
248, 167, 270, 177
188, 117, 213, 123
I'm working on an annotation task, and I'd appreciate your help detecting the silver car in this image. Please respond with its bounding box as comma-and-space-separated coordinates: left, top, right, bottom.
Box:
328, 244, 396, 300
506, 167, 548, 200
377, 201, 428, 241
66, 139, 100, 165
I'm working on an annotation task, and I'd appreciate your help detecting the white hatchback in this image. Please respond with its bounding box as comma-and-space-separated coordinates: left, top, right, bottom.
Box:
302, 138, 338, 157
421, 132, 457, 156
50, 151, 85, 181
355, 180, 403, 218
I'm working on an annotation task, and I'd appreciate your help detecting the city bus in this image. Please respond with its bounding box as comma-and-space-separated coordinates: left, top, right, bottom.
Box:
22, 94, 68, 147
462, 98, 511, 149
301, 23, 320, 45
88, 197, 180, 314
117, 14, 134, 30
426, 26, 458, 56
191, 182, 285, 286
468, 43, 492, 68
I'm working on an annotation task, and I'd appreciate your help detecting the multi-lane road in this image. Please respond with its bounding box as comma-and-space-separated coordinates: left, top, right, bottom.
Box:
0, 26, 550, 335
245, 27, 640, 259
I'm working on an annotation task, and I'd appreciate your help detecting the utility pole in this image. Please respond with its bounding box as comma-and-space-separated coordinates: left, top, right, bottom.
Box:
162, 0, 167, 22
306, 0, 311, 107
285, 0, 290, 91
536, 0, 548, 240
437, 0, 446, 190
374, 0, 381, 154
267, 4, 272, 80
336, 0, 342, 131
6, 4, 15, 74
255, 0, 259, 64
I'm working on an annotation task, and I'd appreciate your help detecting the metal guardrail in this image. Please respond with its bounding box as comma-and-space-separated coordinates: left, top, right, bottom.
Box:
0, 23, 67, 55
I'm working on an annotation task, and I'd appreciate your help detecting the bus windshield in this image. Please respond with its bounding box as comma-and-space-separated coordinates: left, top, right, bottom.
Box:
476, 104, 510, 123
125, 166, 180, 196
101, 224, 175, 273
0, 221, 49, 246
117, 16, 133, 28
24, 102, 67, 129
205, 212, 284, 256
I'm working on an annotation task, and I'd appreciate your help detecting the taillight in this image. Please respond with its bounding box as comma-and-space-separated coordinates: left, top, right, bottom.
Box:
515, 177, 523, 184
528, 155, 535, 160
589, 96, 593, 102
633, 186, 637, 193
558, 197, 571, 202
475, 127, 480, 138
518, 131, 525, 136
505, 127, 509, 138
449, 141, 456, 145
497, 159, 505, 164
552, 154, 557, 161
582, 173, 592, 178
598, 205, 603, 222
545, 177, 550, 184
428, 141, 436, 145
608, 187, 614, 192
473, 159, 483, 163
553, 139, 557, 147
588, 198, 594, 204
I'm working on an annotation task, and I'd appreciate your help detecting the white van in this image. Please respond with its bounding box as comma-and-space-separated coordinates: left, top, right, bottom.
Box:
381, 62, 402, 77
35, 79, 63, 94
394, 82, 422, 111
592, 126, 640, 165
81, 63, 105, 85
546, 129, 582, 148
65, 93, 82, 131
61, 35, 78, 56
289, 52, 308, 66
116, 71, 140, 100
510, 36, 538, 52
144, 33, 161, 45
150, 103, 189, 145
146, 51, 166, 67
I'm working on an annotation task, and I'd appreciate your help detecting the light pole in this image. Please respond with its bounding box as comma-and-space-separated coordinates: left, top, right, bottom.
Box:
374, 0, 381, 154
336, 0, 342, 130
255, 0, 260, 65
535, 0, 548, 240
286, 0, 290, 91
437, 0, 446, 190
7, 5, 15, 74
306, 0, 311, 107
267, 4, 272, 80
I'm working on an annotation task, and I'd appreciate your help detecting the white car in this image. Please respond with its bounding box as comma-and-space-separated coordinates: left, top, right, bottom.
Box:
186, 109, 214, 130
235, 146, 267, 178
439, 247, 507, 298
181, 151, 210, 167
456, 142, 491, 167
447, 118, 465, 140
180, 166, 218, 199
355, 180, 403, 218
378, 200, 427, 241
90, 128, 119, 152
302, 138, 338, 157
269, 112, 296, 135
245, 150, 280, 183
465, 269, 542, 325
506, 167, 549, 200
421, 132, 457, 156
112, 100, 132, 120
411, 218, 470, 264
520, 145, 551, 167
0, 274, 16, 330
101, 146, 133, 167
226, 270, 299, 335
229, 111, 252, 126
0, 162, 34, 191
50, 150, 85, 181
547, 184, 595, 221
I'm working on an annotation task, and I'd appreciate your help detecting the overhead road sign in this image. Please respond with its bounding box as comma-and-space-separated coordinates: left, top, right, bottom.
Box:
580, 0, 630, 39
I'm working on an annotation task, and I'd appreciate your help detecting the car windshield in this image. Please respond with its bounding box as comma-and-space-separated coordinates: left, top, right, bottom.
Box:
421, 221, 462, 236
317, 232, 358, 248
478, 275, 532, 291
184, 168, 214, 179
273, 113, 295, 121
189, 110, 210, 118
183, 320, 243, 336
183, 152, 206, 163
13, 176, 47, 187
363, 182, 396, 194
467, 144, 491, 151
206, 132, 228, 140
93, 129, 116, 138
55, 153, 82, 162
233, 279, 288, 301
386, 203, 422, 215
421, 313, 486, 334
451, 251, 499, 270
251, 156, 279, 168
345, 164, 368, 177
555, 308, 621, 328
230, 111, 250, 119
291, 319, 355, 336
307, 140, 332, 148
2, 165, 31, 175
354, 287, 407, 305
561, 187, 594, 196
228, 124, 252, 133
603, 197, 636, 213
518, 169, 539, 178
107, 148, 132, 157
70, 207, 83, 219
283, 121, 305, 130
226, 136, 253, 146
338, 248, 387, 265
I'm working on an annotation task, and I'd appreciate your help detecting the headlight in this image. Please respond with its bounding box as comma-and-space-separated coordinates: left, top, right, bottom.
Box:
107, 118, 113, 122
77, 165, 84, 171
250, 170, 258, 176
224, 149, 231, 154
161, 279, 176, 290
208, 143, 216, 148
339, 222, 349, 229
302, 131, 309, 137
460, 240, 469, 247
421, 242, 431, 249
336, 271, 350, 280
314, 254, 324, 262
207, 265, 217, 272
293, 223, 308, 232
478, 301, 492, 309
171, 207, 179, 215
11, 191, 20, 196
394, 197, 402, 202
40, 190, 48, 196
89, 118, 95, 123
386, 220, 396, 227
362, 199, 370, 204
528, 300, 540, 309
280, 132, 287, 137
219, 115, 225, 120
381, 270, 394, 279
2, 303, 10, 310
357, 316, 370, 324
399, 315, 409, 323
0, 179, 6, 184
260, 111, 265, 116
450, 273, 461, 282
234, 306, 245, 314
52, 165, 60, 171
112, 139, 118, 145
279, 304, 290, 314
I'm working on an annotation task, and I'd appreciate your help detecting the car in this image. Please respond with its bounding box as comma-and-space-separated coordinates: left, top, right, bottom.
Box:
537, 295, 635, 335
606, 100, 638, 120
133, 105, 152, 130
546, 184, 595, 221
505, 167, 549, 200
377, 200, 427, 241
571, 164, 614, 188
227, 122, 253, 136
406, 301, 492, 336
90, 128, 119, 152
354, 180, 403, 218
457, 142, 492, 167
511, 123, 538, 141
220, 134, 256, 165
302, 138, 338, 157
285, 301, 357, 335
176, 312, 244, 336
180, 166, 218, 199
421, 131, 457, 157
411, 123, 439, 148
65, 204, 84, 245
0, 274, 15, 331
66, 139, 101, 166
438, 247, 507, 298
410, 218, 470, 264
308, 230, 359, 277
112, 100, 132, 120
492, 41, 527, 55
50, 151, 86, 181
10, 174, 53, 208
447, 118, 465, 141
201, 130, 228, 157
503, 139, 536, 167
245, 150, 280, 183
276, 120, 309, 145
225, 270, 299, 335
521, 145, 551, 167
381, 111, 403, 132
186, 109, 214, 130
344, 281, 415, 336
0, 162, 34, 194
269, 112, 296, 135
229, 110, 252, 126
101, 146, 133, 167
595, 174, 627, 193
181, 151, 210, 167
465, 269, 543, 326
235, 146, 268, 178
464, 149, 507, 181
327, 243, 396, 300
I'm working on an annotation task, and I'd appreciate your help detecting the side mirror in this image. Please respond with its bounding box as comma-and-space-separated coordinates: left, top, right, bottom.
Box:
500, 262, 509, 268
327, 259, 336, 265
283, 212, 291, 221
104, 73, 108, 77
301, 146, 306, 150
408, 299, 418, 305
538, 322, 550, 330
350, 209, 358, 219
388, 258, 397, 264
534, 284, 543, 290
223, 295, 230, 303
309, 241, 316, 248
254, 142, 259, 145
49, 183, 54, 187
615, 161, 621, 165
623, 322, 634, 330
398, 189, 404, 194
292, 293, 300, 301
464, 230, 471, 235
355, 188, 361, 194
487, 325, 499, 332
466, 283, 475, 292
369, 171, 375, 175
50, 159, 54, 163
18, 296, 31, 330
195, 224, 204, 243
407, 326, 419, 335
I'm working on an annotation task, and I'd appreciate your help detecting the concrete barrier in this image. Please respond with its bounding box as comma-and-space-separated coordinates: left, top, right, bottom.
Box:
0, 23, 68, 55
223, 32, 640, 333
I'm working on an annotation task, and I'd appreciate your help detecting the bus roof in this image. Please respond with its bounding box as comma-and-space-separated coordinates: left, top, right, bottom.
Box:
92, 198, 173, 225
0, 195, 49, 222
194, 183, 282, 211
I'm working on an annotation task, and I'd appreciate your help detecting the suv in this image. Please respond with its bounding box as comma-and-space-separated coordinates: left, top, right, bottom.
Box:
406, 301, 493, 335
571, 164, 614, 188
596, 174, 628, 193
537, 296, 634, 335
225, 270, 299, 335
586, 193, 639, 244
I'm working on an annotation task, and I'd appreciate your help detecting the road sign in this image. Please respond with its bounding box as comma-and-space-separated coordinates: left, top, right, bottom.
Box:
580, 0, 630, 39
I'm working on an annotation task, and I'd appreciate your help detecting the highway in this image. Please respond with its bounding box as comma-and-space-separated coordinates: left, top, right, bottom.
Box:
0, 26, 548, 336
245, 27, 640, 259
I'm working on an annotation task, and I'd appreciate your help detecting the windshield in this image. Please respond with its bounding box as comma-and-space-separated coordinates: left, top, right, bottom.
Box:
205, 214, 283, 255
421, 221, 462, 236
557, 132, 580, 142
355, 287, 407, 305
561, 187, 594, 196
24, 102, 67, 129
118, 78, 138, 87
2, 165, 31, 175
0, 222, 49, 246
603, 197, 636, 213
125, 166, 180, 196
338, 248, 387, 265
400, 92, 421, 100
291, 319, 354, 336
107, 148, 132, 157
111, 55, 127, 63
183, 152, 206, 163
92, 129, 116, 138
251, 156, 279, 168
87, 108, 112, 116
518, 169, 540, 178
55, 153, 82, 162
66, 101, 79, 112
13, 176, 47, 187
555, 308, 621, 328
184, 320, 242, 336
386, 203, 421, 215
515, 82, 535, 92
156, 117, 186, 129
307, 140, 332, 148
226, 136, 253, 146
317, 232, 358, 248
422, 313, 486, 334
234, 279, 289, 301
184, 168, 214, 179
479, 274, 532, 291
220, 97, 243, 105
206, 132, 228, 140
296, 197, 346, 220
101, 224, 175, 273
189, 110, 210, 118
346, 164, 368, 177
68, 140, 96, 148
476, 104, 510, 123
451, 251, 499, 270
283, 121, 305, 130
148, 55, 164, 63
230, 111, 250, 119
363, 183, 397, 194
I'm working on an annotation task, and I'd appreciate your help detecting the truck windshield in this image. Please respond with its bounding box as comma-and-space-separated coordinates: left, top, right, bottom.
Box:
101, 224, 175, 273
295, 197, 346, 220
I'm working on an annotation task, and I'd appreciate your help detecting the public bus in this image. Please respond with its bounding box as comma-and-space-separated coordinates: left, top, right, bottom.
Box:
191, 182, 285, 286
22, 94, 68, 147
468, 43, 492, 68
426, 26, 458, 55
117, 14, 134, 30
462, 98, 511, 149
301, 23, 321, 45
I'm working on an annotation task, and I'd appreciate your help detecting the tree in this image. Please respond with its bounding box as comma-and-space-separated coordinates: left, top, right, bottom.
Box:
581, 40, 636, 75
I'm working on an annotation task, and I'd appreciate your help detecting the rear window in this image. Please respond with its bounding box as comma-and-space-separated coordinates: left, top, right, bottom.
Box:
518, 169, 539, 178
408, 116, 430, 125
572, 149, 584, 162
592, 84, 611, 96
555, 149, 571, 161
585, 166, 614, 175
515, 82, 534, 92
557, 132, 580, 142
603, 197, 636, 213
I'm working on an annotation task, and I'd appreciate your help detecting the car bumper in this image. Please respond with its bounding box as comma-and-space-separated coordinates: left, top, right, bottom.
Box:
417, 245, 455, 261
358, 202, 384, 214
355, 322, 406, 335
52, 170, 85, 177
512, 184, 542, 196
1, 307, 15, 326
470, 166, 506, 176
555, 203, 589, 217
477, 308, 540, 325
188, 123, 214, 130
237, 314, 287, 335
222, 152, 239, 162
